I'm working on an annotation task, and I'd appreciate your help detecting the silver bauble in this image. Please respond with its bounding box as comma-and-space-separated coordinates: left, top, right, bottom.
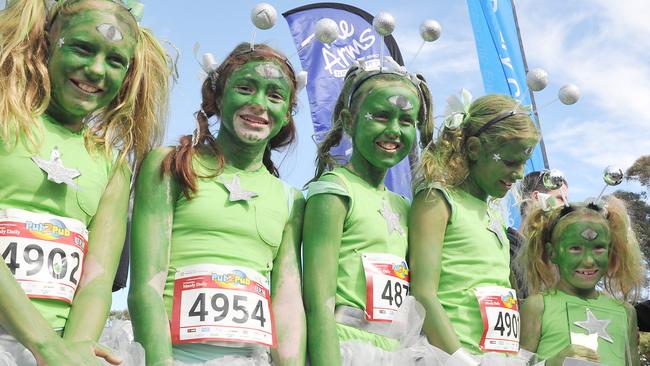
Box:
542, 169, 566, 190
603, 166, 624, 186
315, 18, 338, 44
373, 12, 395, 36
419, 19, 442, 42
526, 68, 549, 92
558, 84, 580, 105
250, 3, 277, 30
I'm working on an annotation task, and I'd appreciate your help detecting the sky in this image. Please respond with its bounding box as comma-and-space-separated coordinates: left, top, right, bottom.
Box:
4, 0, 647, 309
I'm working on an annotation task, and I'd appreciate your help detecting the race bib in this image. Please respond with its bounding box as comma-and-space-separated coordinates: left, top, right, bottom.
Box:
171, 264, 275, 347
362, 253, 410, 322
475, 286, 520, 353
0, 209, 87, 303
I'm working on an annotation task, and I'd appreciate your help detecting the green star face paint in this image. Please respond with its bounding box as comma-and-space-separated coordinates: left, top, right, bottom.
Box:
467, 137, 538, 199
220, 61, 292, 145
552, 212, 611, 297
46, 8, 137, 124
349, 80, 419, 170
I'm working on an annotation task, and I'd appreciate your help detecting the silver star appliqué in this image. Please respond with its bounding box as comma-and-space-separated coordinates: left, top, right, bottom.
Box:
58, 37, 65, 48
365, 112, 373, 120
574, 307, 613, 343
379, 199, 404, 236
221, 175, 258, 202
32, 147, 80, 189
492, 153, 501, 161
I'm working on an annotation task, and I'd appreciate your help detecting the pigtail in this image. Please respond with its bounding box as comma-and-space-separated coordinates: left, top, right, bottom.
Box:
602, 196, 644, 302
0, 0, 49, 150
309, 112, 346, 185
518, 206, 559, 296
163, 80, 224, 200
415, 74, 434, 151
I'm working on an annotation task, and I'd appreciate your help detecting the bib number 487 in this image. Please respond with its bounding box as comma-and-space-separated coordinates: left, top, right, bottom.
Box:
381, 279, 409, 308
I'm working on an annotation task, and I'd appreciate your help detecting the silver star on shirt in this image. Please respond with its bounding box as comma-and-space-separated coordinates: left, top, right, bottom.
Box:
379, 199, 404, 236
221, 175, 258, 202
365, 112, 373, 120
574, 307, 613, 343
492, 153, 501, 161
58, 37, 65, 48
32, 147, 80, 190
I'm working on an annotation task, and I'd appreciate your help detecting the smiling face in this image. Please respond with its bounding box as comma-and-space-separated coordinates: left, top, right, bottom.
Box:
467, 137, 538, 199
46, 5, 137, 124
220, 61, 292, 145
348, 79, 419, 170
551, 211, 611, 297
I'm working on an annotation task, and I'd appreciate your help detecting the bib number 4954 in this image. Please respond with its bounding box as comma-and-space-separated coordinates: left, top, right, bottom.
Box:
188, 292, 267, 328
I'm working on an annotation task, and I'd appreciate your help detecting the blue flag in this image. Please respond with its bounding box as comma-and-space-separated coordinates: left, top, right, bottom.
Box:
283, 4, 413, 198
467, 0, 549, 227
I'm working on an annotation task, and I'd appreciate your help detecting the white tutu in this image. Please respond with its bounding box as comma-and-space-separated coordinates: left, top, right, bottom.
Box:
98, 319, 145, 366
173, 347, 271, 366
339, 296, 451, 366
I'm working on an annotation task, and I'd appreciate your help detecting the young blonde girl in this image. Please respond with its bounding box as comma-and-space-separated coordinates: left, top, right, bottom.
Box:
0, 0, 171, 365
518, 197, 644, 365
410, 93, 540, 362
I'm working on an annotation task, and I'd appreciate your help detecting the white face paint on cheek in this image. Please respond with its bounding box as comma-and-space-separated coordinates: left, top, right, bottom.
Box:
148, 271, 167, 298
78, 257, 105, 288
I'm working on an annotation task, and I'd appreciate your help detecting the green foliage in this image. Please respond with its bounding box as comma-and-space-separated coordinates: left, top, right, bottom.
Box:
109, 309, 130, 320
627, 155, 650, 189
613, 190, 650, 261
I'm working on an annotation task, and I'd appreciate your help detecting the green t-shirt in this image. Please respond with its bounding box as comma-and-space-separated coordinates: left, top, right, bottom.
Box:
537, 290, 629, 366
307, 167, 409, 348
0, 115, 114, 330
424, 184, 511, 354
162, 154, 294, 360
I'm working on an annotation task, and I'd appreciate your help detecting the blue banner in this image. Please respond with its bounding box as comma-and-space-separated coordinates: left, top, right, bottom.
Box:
283, 4, 413, 198
467, 0, 549, 226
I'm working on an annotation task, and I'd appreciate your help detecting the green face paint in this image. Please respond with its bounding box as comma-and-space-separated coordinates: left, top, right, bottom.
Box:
220, 61, 292, 145
552, 213, 610, 297
349, 80, 419, 171
467, 137, 538, 199
46, 9, 136, 125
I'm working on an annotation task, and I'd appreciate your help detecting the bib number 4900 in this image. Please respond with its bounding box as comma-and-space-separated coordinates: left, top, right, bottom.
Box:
188, 292, 267, 328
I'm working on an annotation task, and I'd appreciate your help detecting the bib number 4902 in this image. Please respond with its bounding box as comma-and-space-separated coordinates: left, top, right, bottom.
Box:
188, 292, 267, 328
2, 241, 81, 285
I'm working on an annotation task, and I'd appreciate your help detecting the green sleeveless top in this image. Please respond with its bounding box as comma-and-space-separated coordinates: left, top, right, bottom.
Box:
0, 114, 114, 330
537, 290, 629, 365
420, 184, 511, 354
306, 167, 410, 315
163, 155, 293, 316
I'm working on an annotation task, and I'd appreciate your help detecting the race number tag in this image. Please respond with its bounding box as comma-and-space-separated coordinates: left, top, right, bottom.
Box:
171, 264, 275, 347
0, 209, 87, 303
362, 253, 410, 322
475, 286, 520, 353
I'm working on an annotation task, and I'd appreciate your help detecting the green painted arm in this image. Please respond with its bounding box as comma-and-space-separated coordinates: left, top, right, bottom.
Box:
128, 147, 177, 366
408, 188, 461, 354
519, 293, 543, 353
625, 302, 640, 366
270, 189, 307, 366
63, 162, 131, 341
303, 180, 348, 366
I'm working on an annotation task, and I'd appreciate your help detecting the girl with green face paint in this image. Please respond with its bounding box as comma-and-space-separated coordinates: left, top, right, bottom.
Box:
409, 93, 540, 362
128, 43, 306, 366
517, 197, 644, 365
302, 63, 438, 365
0, 0, 172, 365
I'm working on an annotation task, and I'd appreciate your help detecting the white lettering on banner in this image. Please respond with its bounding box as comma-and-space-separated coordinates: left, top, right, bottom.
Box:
322, 20, 376, 77
0, 209, 87, 303
492, 0, 498, 13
